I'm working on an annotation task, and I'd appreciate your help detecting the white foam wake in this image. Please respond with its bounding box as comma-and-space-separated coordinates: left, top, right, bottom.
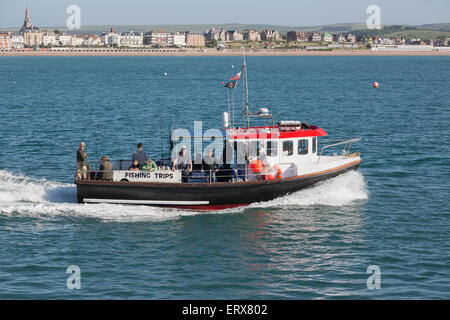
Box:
0, 169, 368, 222
249, 170, 368, 209
0, 169, 197, 222
0, 169, 76, 203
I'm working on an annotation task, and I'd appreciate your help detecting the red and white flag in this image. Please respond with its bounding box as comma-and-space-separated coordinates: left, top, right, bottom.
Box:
230, 72, 241, 81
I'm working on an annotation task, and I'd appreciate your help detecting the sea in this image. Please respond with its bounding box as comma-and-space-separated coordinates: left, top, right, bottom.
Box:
0, 55, 448, 299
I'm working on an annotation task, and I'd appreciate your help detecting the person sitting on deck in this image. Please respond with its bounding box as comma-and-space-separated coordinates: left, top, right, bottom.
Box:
142, 158, 157, 171
99, 156, 114, 180
132, 143, 148, 166
129, 159, 141, 171
172, 145, 192, 182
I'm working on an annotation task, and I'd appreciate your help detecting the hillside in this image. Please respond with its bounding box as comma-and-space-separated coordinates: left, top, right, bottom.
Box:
349, 25, 450, 40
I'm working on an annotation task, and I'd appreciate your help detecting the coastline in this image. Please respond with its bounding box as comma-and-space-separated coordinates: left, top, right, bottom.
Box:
1, 49, 450, 57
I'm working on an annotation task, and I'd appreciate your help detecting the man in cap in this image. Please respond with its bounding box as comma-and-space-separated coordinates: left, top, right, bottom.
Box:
77, 142, 88, 180
172, 145, 192, 182
99, 156, 114, 180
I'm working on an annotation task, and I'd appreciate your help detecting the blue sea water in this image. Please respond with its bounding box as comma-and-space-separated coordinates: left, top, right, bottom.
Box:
0, 56, 449, 299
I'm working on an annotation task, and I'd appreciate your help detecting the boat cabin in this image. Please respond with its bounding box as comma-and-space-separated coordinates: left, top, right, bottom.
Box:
225, 121, 328, 180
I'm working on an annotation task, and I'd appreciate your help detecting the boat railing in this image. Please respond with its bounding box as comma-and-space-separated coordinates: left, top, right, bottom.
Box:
76, 166, 278, 184
317, 137, 361, 163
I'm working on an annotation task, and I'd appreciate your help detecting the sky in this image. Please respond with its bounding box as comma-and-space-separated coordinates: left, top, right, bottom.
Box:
0, 0, 449, 28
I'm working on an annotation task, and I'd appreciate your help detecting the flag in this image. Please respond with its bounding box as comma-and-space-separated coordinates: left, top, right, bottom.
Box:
224, 81, 236, 88
230, 72, 241, 81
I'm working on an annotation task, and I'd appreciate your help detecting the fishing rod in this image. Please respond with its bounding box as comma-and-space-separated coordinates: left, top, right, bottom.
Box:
160, 118, 164, 166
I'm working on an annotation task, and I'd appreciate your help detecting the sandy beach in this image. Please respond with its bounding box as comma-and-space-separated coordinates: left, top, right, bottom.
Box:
1, 48, 450, 57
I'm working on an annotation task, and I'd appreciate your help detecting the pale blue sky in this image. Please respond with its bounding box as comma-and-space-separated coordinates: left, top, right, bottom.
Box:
1, 0, 449, 28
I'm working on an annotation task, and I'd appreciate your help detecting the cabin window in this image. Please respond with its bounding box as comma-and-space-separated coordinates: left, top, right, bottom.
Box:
313, 137, 317, 153
298, 139, 309, 155
247, 140, 260, 157
266, 141, 278, 157
282, 140, 293, 156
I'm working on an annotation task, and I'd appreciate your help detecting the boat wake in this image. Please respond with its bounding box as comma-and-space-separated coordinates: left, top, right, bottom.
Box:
0, 169, 368, 222
249, 169, 368, 209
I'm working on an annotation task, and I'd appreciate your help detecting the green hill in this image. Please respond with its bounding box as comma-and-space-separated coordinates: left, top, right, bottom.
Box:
349, 25, 450, 40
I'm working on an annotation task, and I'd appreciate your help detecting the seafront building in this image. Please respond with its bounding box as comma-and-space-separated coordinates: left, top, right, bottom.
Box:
0, 34, 12, 50
286, 31, 308, 42
261, 29, 281, 41
144, 30, 169, 47
120, 31, 144, 47
243, 30, 261, 41
205, 28, 227, 41
11, 34, 24, 49
186, 32, 206, 47
42, 32, 58, 47
169, 32, 187, 47
322, 32, 333, 43
58, 34, 72, 46
226, 30, 243, 41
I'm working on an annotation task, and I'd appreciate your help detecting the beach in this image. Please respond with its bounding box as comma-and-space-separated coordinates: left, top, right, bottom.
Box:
2, 48, 450, 56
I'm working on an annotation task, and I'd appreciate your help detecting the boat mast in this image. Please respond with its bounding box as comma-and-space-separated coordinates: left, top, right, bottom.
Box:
241, 47, 250, 128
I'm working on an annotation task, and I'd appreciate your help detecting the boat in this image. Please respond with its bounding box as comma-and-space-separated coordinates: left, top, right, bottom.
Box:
75, 57, 362, 210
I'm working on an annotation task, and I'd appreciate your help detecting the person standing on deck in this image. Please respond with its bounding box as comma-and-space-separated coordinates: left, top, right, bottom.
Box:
172, 145, 192, 182
77, 141, 88, 180
132, 143, 148, 166
203, 149, 219, 182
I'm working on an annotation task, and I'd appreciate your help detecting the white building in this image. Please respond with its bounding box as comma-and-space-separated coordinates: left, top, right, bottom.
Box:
71, 36, 83, 46
346, 34, 356, 43
100, 31, 121, 47
83, 35, 102, 46
120, 31, 143, 47
100, 28, 122, 47
58, 34, 72, 46
170, 32, 186, 47
42, 33, 58, 46
12, 34, 24, 49
108, 33, 121, 47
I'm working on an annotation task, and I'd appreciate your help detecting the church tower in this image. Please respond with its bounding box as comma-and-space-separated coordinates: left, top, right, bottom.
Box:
20, 5, 39, 34
23, 6, 32, 28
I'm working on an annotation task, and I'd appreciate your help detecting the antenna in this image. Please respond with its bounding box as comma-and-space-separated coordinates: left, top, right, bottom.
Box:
95, 124, 99, 170
241, 45, 250, 128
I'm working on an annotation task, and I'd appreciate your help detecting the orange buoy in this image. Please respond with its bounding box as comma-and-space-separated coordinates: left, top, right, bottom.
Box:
373, 82, 379, 88
250, 159, 263, 173
273, 164, 283, 179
